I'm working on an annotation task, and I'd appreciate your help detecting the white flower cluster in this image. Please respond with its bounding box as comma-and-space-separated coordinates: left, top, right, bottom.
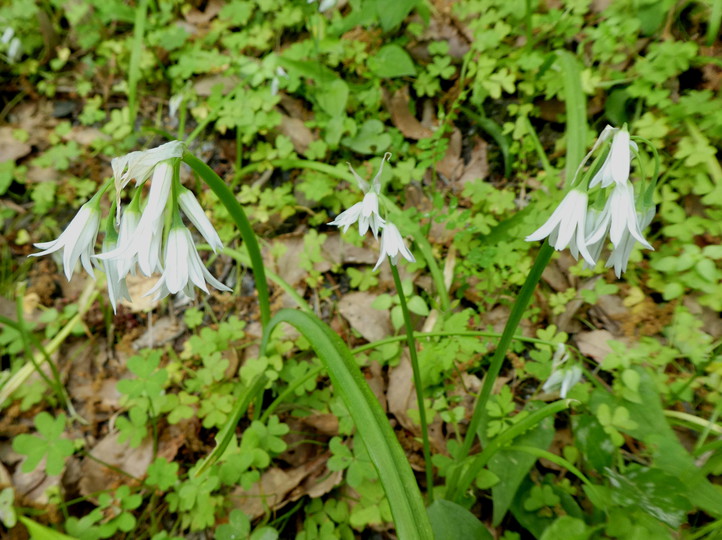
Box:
31, 141, 230, 312
328, 154, 416, 271
526, 125, 655, 277
1, 28, 21, 64
542, 344, 582, 398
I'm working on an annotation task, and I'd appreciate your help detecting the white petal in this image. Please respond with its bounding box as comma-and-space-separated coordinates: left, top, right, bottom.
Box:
361, 192, 379, 218
609, 129, 631, 186
178, 189, 224, 252
200, 264, 232, 292
347, 163, 369, 193
373, 222, 413, 271
328, 203, 363, 232
143, 162, 174, 223
526, 191, 583, 243
370, 153, 391, 194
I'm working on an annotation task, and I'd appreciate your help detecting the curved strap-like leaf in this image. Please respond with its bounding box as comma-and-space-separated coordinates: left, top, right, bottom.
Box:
261, 309, 434, 540
183, 152, 270, 326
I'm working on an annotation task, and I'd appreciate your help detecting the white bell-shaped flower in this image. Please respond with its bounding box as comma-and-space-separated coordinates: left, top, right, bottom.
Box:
100, 237, 132, 313
178, 186, 224, 253
146, 226, 232, 300
373, 222, 416, 271
585, 183, 653, 251
111, 140, 184, 193
605, 206, 655, 278
98, 160, 174, 276
31, 199, 101, 281
588, 127, 637, 189
328, 153, 390, 238
525, 189, 596, 266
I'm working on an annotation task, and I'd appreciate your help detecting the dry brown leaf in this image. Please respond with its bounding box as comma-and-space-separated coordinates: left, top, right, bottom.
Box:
555, 277, 599, 333
132, 316, 186, 350
481, 304, 534, 337
337, 291, 392, 343
322, 233, 377, 266
71, 379, 121, 412
0, 461, 11, 486
366, 361, 387, 412
12, 461, 61, 505
274, 235, 311, 288
184, 0, 223, 25
684, 296, 722, 339
591, 0, 613, 11
79, 432, 154, 497
0, 127, 31, 162
387, 353, 445, 453
279, 419, 324, 468
230, 455, 337, 519
387, 352, 416, 433
301, 414, 339, 436
415, 3, 471, 58
575, 330, 617, 364
541, 260, 570, 293
26, 166, 56, 184
455, 137, 489, 189
193, 75, 241, 97
385, 86, 434, 140
303, 468, 343, 499
278, 115, 315, 154
540, 427, 574, 471
435, 128, 464, 181
10, 102, 54, 146
122, 274, 161, 313
61, 127, 110, 147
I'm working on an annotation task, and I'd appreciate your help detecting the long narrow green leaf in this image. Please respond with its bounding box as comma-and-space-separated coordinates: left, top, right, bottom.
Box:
390, 262, 433, 502
555, 50, 588, 185
261, 309, 433, 540
449, 398, 572, 501
183, 153, 270, 326
127, 0, 149, 127
592, 369, 722, 518
194, 374, 267, 476
18, 516, 75, 540
707, 0, 722, 46
449, 242, 554, 494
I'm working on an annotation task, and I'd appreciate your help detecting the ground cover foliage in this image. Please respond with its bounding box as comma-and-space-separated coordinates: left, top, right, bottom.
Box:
1, 0, 722, 538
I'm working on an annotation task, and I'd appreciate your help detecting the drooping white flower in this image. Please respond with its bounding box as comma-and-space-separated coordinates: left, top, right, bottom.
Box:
542, 344, 582, 398
543, 365, 583, 398
585, 183, 653, 252
101, 238, 131, 313
178, 186, 224, 253
329, 154, 390, 238
2, 28, 21, 64
605, 206, 655, 278
327, 202, 364, 233
525, 189, 596, 266
146, 226, 232, 300
31, 200, 101, 281
168, 93, 184, 120
582, 208, 606, 270
110, 140, 184, 217
98, 160, 174, 276
373, 222, 416, 271
113, 206, 140, 277
359, 191, 384, 237
307, 0, 336, 12
588, 127, 637, 189
270, 67, 288, 96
